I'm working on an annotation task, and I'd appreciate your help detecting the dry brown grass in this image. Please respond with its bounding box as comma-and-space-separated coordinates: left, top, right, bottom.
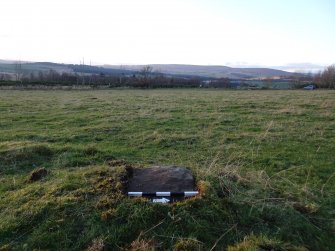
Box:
127, 238, 156, 251
86, 238, 105, 251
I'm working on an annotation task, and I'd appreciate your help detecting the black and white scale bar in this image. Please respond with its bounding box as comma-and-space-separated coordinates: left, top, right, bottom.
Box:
128, 191, 198, 197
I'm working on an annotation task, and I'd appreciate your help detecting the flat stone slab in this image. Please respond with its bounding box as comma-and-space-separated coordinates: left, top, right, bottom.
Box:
127, 166, 196, 192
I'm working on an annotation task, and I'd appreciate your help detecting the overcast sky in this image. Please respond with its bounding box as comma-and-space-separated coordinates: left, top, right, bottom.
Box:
1, 0, 334, 66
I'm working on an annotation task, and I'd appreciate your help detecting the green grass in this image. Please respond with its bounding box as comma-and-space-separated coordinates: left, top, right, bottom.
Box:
0, 89, 334, 250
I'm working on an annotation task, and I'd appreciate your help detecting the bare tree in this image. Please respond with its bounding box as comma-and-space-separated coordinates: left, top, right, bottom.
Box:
140, 65, 153, 78
38, 71, 45, 81
14, 60, 23, 82
138, 65, 153, 88
315, 64, 335, 89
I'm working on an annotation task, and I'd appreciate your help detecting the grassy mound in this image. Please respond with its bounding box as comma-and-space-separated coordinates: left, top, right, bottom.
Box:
0, 159, 333, 250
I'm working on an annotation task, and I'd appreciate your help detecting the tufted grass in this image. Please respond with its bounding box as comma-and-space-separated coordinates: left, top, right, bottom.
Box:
0, 89, 334, 250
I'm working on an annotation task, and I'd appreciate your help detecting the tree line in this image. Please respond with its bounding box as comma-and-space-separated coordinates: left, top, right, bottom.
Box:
0, 66, 203, 88
1, 64, 334, 89
314, 65, 335, 89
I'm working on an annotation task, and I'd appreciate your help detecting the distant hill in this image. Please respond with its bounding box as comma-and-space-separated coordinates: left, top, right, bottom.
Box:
0, 62, 72, 75
0, 60, 294, 79
104, 64, 294, 79
0, 60, 15, 64
0, 62, 135, 77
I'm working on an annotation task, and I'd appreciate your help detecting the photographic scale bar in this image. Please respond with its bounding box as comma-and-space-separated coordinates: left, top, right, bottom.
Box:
128, 191, 199, 197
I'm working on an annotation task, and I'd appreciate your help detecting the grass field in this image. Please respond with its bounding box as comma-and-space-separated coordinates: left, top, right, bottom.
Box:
0, 89, 334, 250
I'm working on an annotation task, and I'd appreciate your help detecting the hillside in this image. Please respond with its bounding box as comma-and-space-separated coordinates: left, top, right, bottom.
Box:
0, 61, 294, 80
109, 64, 294, 79
0, 62, 134, 77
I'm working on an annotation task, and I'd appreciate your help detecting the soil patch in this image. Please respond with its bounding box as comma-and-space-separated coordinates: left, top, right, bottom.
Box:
127, 166, 195, 192
28, 167, 48, 182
